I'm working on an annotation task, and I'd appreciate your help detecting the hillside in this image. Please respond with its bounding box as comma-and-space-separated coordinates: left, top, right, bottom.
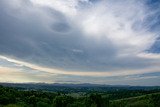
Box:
0, 84, 160, 107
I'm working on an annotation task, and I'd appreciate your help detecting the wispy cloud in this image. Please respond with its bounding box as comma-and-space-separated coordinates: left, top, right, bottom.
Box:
0, 0, 160, 85
0, 55, 160, 77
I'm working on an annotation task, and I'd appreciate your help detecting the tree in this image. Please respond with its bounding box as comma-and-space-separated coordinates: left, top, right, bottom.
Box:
85, 93, 103, 107
53, 96, 74, 107
26, 95, 38, 107
36, 101, 51, 107
151, 94, 160, 107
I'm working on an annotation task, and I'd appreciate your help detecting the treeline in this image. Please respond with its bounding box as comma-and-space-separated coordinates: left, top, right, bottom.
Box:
0, 85, 160, 107
1, 83, 159, 93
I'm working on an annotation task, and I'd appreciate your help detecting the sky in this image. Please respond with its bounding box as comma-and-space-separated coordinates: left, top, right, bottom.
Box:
0, 0, 160, 86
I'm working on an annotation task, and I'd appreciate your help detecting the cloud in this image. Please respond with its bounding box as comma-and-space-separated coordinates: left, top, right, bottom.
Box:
0, 66, 58, 83
0, 55, 160, 85
0, 0, 160, 84
0, 55, 160, 77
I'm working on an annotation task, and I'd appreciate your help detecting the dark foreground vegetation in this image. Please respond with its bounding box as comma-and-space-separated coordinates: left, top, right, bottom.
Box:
0, 84, 160, 107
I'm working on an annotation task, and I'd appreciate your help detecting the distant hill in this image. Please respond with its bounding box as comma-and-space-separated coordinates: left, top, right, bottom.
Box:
0, 82, 160, 93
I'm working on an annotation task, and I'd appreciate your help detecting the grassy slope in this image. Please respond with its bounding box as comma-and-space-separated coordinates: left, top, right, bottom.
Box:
110, 92, 160, 107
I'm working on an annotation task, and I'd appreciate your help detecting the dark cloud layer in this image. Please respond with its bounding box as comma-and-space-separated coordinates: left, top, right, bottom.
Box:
0, 0, 160, 72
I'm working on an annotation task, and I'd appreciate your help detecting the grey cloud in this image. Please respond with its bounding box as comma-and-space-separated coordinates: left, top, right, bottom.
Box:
0, 0, 117, 71
0, 0, 159, 72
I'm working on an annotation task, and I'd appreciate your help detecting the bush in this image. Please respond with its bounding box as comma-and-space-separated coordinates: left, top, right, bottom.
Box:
125, 100, 154, 107
36, 101, 51, 107
4, 104, 23, 107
